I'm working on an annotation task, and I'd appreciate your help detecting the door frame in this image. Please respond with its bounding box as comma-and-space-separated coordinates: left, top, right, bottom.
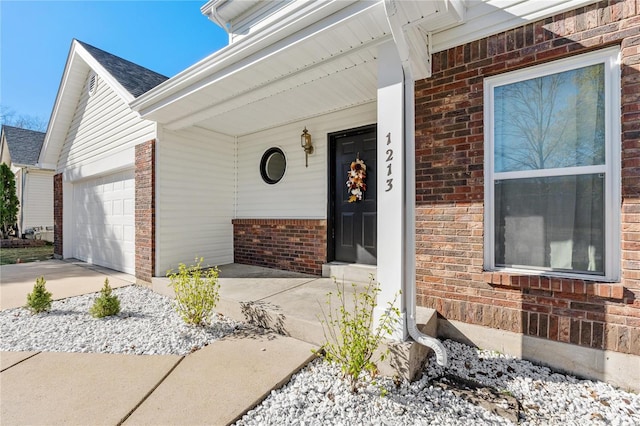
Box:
327, 123, 377, 263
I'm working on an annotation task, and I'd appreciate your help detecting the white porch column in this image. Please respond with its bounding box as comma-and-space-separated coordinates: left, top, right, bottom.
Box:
376, 40, 406, 340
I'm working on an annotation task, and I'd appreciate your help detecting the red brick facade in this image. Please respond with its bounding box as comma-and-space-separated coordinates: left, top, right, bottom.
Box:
135, 140, 155, 283
53, 173, 63, 257
414, 1, 639, 355
232, 219, 327, 275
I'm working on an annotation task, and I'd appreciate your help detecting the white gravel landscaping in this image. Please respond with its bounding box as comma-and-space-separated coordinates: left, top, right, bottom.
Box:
235, 340, 640, 425
1, 285, 637, 425
0, 284, 240, 355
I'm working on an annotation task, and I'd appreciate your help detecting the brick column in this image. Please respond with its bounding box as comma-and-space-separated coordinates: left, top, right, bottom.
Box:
53, 173, 63, 258
135, 140, 155, 284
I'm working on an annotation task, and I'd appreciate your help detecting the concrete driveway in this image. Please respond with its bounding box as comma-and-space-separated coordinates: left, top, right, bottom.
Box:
0, 259, 135, 310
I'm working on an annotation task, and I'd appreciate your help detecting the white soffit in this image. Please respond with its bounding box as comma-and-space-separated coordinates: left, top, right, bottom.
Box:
138, 1, 389, 136
136, 0, 599, 137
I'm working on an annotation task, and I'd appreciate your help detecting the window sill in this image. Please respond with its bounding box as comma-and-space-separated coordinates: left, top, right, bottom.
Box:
483, 271, 624, 300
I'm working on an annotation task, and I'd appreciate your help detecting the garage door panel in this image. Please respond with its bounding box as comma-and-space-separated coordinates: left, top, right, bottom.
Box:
73, 170, 135, 274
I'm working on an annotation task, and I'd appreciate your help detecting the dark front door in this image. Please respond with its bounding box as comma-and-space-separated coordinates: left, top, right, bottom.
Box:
331, 125, 377, 264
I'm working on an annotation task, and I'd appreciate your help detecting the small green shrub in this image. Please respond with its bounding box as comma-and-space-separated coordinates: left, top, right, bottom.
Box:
166, 257, 220, 326
318, 277, 400, 393
25, 276, 53, 314
89, 279, 121, 318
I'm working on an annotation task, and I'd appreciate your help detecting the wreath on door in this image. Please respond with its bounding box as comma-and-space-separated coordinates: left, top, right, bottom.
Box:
346, 156, 367, 203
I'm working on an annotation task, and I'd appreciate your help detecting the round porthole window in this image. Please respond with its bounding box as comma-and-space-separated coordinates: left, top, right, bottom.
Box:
260, 147, 286, 184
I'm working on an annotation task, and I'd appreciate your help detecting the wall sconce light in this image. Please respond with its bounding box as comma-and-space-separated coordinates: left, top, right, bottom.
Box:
301, 127, 313, 167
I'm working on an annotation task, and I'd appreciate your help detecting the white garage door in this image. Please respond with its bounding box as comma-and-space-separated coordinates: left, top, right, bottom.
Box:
73, 170, 135, 274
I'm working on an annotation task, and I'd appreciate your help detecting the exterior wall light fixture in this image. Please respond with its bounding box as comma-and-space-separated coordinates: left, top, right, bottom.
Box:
301, 127, 313, 167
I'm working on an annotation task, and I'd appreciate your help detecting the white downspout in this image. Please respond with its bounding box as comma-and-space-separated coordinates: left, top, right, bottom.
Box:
384, 0, 447, 367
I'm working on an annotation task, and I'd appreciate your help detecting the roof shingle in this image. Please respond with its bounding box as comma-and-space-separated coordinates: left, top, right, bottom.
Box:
1, 125, 46, 166
77, 40, 169, 98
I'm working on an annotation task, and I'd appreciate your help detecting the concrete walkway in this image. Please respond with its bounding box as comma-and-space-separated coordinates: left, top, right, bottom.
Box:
0, 259, 135, 310
0, 260, 320, 425
1, 331, 314, 426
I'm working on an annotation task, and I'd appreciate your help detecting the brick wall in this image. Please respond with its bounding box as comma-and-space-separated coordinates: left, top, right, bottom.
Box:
53, 173, 63, 257
0, 239, 48, 248
415, 0, 640, 355
232, 219, 327, 275
135, 140, 155, 283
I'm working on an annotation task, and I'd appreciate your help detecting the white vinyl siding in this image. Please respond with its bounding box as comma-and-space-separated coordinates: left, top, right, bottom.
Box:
57, 73, 155, 172
236, 102, 376, 219
73, 170, 135, 274
21, 170, 54, 231
156, 127, 235, 274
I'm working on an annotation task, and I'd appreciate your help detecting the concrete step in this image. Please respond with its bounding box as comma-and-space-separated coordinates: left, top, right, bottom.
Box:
322, 262, 377, 284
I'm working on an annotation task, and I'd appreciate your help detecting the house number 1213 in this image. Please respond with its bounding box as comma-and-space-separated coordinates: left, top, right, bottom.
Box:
385, 132, 393, 192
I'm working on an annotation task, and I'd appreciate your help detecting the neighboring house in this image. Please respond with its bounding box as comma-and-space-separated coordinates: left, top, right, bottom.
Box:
39, 0, 639, 390
0, 125, 54, 240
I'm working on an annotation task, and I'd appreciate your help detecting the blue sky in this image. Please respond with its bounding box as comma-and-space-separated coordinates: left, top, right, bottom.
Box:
1, 1, 228, 124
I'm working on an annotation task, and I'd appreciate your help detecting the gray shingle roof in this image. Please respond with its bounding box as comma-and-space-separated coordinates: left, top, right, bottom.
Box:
2, 125, 46, 166
77, 40, 169, 98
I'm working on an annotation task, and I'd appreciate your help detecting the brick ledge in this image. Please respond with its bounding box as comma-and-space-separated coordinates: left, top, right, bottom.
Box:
232, 218, 325, 226
483, 271, 625, 300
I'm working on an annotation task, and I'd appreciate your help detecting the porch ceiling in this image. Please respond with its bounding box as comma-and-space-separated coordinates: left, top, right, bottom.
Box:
134, 0, 596, 138
138, 1, 390, 137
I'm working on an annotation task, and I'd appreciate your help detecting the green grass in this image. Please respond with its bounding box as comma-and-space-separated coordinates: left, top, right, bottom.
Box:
0, 245, 54, 265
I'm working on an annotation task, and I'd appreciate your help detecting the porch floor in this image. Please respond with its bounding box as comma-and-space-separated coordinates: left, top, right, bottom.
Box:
152, 263, 437, 360
153, 263, 352, 346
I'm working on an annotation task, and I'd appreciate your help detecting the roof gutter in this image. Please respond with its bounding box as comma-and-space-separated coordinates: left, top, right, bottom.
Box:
383, 0, 447, 367
200, 0, 232, 33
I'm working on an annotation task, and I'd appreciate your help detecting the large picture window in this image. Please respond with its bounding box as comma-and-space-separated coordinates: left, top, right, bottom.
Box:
484, 48, 620, 280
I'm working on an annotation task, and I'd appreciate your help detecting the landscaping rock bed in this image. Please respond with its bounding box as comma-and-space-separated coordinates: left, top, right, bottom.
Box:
1, 285, 637, 425
0, 285, 240, 355
235, 340, 640, 425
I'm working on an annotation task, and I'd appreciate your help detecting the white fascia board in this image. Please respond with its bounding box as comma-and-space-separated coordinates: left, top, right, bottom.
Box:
131, 1, 376, 117
37, 162, 58, 171
24, 164, 56, 172
39, 40, 137, 169
39, 41, 79, 167
10, 162, 30, 169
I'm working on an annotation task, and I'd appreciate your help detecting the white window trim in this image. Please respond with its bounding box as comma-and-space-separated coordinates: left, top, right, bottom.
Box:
483, 47, 621, 282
